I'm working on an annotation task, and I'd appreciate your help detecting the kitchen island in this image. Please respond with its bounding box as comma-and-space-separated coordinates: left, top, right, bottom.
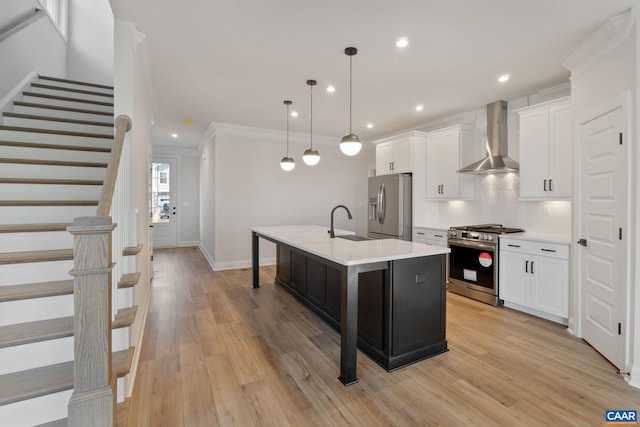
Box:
250, 225, 450, 385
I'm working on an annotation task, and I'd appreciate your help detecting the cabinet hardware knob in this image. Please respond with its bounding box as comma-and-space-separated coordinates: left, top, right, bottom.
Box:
525, 260, 528, 273
544, 179, 548, 191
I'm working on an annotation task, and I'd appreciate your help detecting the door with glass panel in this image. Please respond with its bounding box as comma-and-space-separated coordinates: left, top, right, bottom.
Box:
151, 157, 178, 247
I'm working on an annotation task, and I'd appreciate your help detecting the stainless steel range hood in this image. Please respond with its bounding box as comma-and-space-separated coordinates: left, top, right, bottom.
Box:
458, 100, 519, 174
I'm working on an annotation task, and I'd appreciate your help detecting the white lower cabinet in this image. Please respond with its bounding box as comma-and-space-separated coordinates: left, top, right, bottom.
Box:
413, 227, 447, 247
499, 238, 569, 323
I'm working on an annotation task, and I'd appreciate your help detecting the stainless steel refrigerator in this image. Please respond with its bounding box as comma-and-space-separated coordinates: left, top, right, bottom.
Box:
368, 173, 412, 240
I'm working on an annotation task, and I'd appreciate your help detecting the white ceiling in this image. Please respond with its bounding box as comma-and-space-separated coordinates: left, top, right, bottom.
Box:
109, 0, 639, 148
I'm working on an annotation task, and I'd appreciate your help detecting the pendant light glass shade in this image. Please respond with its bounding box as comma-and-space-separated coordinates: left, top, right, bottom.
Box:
303, 79, 320, 166
340, 47, 362, 156
280, 100, 295, 171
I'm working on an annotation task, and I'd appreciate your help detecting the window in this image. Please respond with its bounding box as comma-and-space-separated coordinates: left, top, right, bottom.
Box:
38, 0, 67, 37
159, 171, 168, 184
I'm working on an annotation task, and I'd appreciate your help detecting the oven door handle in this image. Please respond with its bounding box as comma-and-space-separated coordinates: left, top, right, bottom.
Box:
448, 239, 495, 252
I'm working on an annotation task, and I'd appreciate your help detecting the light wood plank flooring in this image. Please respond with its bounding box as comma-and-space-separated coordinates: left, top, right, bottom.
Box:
121, 247, 640, 426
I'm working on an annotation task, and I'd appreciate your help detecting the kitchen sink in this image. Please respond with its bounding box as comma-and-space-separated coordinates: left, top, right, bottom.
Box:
336, 234, 371, 242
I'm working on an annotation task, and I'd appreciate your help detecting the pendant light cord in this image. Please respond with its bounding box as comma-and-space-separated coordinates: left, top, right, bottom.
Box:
349, 54, 353, 134
286, 102, 290, 155
310, 83, 313, 149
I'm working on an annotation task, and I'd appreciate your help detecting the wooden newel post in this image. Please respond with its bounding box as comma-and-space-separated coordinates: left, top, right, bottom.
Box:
67, 216, 117, 427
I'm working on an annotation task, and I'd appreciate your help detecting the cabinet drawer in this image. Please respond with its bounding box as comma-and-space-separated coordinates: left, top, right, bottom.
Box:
500, 238, 569, 259
413, 227, 447, 243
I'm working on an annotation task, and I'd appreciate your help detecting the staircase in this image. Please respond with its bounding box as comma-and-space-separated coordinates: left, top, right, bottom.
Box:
0, 75, 139, 426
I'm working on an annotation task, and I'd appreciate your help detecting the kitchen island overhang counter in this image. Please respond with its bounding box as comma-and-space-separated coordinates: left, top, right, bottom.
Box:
250, 225, 450, 385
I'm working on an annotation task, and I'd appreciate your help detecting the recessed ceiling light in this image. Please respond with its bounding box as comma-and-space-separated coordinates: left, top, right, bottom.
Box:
367, 123, 373, 129
171, 133, 178, 138
415, 104, 424, 112
498, 74, 510, 83
396, 38, 409, 48
291, 111, 298, 117
326, 85, 336, 93
182, 119, 192, 125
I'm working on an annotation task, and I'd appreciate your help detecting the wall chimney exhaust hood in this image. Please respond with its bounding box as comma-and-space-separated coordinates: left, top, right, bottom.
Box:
458, 100, 519, 174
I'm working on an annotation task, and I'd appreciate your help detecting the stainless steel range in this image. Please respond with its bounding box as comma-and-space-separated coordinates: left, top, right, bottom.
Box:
447, 224, 524, 306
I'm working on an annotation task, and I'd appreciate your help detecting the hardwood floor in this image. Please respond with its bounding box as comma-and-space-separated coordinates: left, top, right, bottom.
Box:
121, 247, 640, 426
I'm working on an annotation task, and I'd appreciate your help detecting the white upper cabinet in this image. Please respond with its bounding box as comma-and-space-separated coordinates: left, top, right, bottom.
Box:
425, 125, 474, 200
516, 97, 572, 199
374, 132, 424, 176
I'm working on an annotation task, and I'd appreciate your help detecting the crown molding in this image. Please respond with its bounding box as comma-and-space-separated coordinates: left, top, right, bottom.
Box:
563, 7, 636, 77
201, 121, 343, 146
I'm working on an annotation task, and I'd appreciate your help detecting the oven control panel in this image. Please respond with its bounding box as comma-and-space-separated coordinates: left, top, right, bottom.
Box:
448, 230, 495, 241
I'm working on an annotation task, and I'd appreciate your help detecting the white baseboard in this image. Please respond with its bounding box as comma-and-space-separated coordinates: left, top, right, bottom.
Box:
627, 364, 640, 389
123, 276, 152, 398
179, 241, 199, 247
198, 243, 216, 271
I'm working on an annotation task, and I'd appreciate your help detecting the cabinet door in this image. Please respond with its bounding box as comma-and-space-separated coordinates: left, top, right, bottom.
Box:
425, 136, 442, 199
499, 251, 529, 306
276, 245, 291, 283
530, 256, 569, 317
391, 138, 412, 173
290, 251, 306, 295
376, 143, 393, 175
306, 257, 324, 306
519, 109, 550, 198
324, 266, 342, 321
548, 104, 572, 198
440, 131, 461, 198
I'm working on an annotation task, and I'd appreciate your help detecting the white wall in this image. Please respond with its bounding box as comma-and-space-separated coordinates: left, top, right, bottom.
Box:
0, 0, 67, 100
199, 123, 372, 270
66, 0, 113, 85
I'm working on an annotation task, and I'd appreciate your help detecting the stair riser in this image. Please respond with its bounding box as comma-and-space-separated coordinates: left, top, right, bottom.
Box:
0, 337, 73, 375
21, 94, 113, 113
0, 164, 106, 180
13, 104, 113, 123
118, 287, 133, 310
0, 129, 113, 146
3, 116, 114, 135
36, 78, 113, 94
0, 232, 73, 252
0, 183, 101, 200
0, 259, 75, 286
0, 145, 110, 163
0, 389, 72, 427
0, 329, 128, 374
30, 86, 114, 104
0, 294, 73, 325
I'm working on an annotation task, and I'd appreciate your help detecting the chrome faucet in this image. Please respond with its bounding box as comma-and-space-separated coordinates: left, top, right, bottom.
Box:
329, 205, 353, 238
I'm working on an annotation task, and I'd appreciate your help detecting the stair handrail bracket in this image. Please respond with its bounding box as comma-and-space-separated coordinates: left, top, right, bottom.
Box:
96, 114, 132, 217
67, 216, 117, 426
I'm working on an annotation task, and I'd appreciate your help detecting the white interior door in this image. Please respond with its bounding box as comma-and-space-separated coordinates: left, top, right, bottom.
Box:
152, 157, 178, 247
578, 103, 627, 370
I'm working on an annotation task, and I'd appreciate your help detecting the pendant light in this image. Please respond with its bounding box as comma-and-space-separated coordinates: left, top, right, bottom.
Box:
280, 100, 295, 171
303, 79, 320, 166
340, 47, 362, 156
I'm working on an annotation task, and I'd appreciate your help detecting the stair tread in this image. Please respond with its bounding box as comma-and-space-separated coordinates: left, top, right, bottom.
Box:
0, 347, 133, 406
23, 92, 114, 107
0, 139, 111, 152
118, 272, 141, 289
0, 200, 98, 206
0, 157, 108, 167
38, 75, 114, 91
3, 112, 114, 127
0, 125, 113, 139
0, 306, 138, 348
31, 83, 114, 99
13, 101, 113, 117
0, 249, 73, 264
0, 223, 71, 233
0, 280, 73, 302
123, 244, 143, 256
0, 178, 103, 185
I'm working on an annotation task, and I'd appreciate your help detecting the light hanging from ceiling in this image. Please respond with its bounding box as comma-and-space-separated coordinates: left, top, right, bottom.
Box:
340, 47, 362, 156
303, 79, 320, 166
280, 100, 295, 171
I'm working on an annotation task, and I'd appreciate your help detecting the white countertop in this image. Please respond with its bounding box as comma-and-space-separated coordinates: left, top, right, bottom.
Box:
500, 232, 572, 245
251, 225, 449, 266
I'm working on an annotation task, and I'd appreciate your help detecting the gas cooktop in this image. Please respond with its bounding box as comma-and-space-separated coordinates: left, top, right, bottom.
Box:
450, 224, 525, 234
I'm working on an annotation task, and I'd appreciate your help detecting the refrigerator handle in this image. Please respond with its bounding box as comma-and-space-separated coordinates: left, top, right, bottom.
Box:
380, 183, 386, 224
377, 184, 383, 224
